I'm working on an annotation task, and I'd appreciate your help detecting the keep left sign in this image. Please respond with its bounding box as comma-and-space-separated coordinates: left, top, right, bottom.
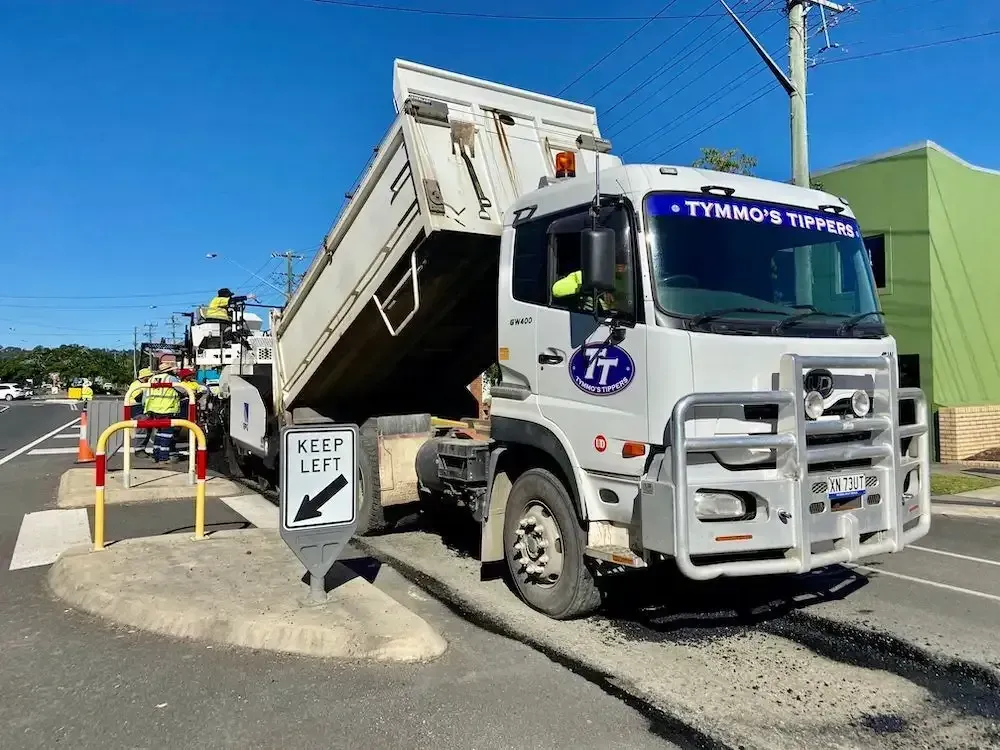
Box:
280, 424, 358, 530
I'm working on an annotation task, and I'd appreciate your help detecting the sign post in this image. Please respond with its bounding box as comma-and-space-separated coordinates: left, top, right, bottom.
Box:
279, 422, 360, 605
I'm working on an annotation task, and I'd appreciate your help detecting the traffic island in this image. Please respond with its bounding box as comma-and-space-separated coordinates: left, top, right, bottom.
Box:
48, 528, 448, 662
57, 467, 244, 508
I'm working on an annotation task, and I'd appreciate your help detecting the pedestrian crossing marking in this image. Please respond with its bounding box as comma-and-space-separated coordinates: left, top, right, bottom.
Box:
10, 509, 91, 570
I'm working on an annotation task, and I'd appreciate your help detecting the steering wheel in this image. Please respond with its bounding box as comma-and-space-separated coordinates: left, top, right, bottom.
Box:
659, 274, 699, 288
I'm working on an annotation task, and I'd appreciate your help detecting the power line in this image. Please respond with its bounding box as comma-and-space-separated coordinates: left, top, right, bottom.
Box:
0, 290, 214, 300
600, 0, 763, 124
309, 0, 767, 21
651, 80, 779, 161
819, 29, 1000, 65
556, 1, 682, 95
621, 64, 769, 155
586, 0, 718, 106
608, 2, 782, 138
0, 301, 202, 311
839, 23, 980, 47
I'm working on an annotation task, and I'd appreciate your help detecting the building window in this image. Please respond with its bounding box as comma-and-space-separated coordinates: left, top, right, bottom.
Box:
864, 234, 887, 289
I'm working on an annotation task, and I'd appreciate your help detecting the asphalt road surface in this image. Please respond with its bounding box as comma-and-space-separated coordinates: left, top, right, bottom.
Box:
0, 401, 683, 750
4, 401, 999, 749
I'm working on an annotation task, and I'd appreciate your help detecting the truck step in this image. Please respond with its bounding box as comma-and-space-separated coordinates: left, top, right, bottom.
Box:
584, 545, 647, 568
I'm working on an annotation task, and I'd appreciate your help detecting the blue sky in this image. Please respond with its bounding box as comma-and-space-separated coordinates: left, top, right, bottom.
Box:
1, 0, 995, 348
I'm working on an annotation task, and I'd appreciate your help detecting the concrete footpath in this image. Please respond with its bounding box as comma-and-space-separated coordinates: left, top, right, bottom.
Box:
49, 528, 448, 662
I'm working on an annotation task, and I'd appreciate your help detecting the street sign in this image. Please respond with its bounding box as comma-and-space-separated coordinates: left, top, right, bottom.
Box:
279, 422, 360, 604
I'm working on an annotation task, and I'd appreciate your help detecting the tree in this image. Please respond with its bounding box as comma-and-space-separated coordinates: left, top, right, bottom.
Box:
692, 147, 757, 176
693, 146, 828, 191
0, 345, 133, 389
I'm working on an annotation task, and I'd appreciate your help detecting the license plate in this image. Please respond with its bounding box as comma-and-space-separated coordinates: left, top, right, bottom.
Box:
828, 473, 866, 500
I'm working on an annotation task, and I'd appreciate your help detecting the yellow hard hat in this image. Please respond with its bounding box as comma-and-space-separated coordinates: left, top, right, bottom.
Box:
138, 368, 153, 379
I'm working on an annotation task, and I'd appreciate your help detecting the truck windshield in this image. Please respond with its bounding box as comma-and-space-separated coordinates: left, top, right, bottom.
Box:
643, 192, 884, 336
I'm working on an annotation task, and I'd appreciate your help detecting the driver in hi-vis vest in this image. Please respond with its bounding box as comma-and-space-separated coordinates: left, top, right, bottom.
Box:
551, 263, 628, 313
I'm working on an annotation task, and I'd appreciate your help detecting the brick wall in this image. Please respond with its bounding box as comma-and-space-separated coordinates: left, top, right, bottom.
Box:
937, 404, 1000, 461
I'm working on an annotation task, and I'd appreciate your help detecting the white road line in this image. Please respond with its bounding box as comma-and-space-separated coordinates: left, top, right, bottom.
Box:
0, 417, 81, 468
854, 565, 1000, 604
9, 509, 91, 570
51, 434, 79, 440
221, 494, 278, 529
909, 544, 1000, 568
27, 447, 79, 456
0, 406, 9, 415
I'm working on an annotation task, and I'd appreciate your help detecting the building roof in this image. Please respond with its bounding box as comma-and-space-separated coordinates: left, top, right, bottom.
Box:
814, 140, 1000, 179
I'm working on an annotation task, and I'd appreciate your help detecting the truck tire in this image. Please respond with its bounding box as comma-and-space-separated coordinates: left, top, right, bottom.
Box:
355, 419, 388, 536
502, 468, 601, 619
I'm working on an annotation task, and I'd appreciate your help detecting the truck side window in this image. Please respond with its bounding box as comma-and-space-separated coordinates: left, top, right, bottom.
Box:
511, 216, 549, 306
512, 204, 637, 322
548, 206, 636, 320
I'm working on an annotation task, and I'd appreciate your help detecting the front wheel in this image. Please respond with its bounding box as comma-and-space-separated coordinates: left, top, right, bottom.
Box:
503, 468, 601, 620
4, 394, 11, 401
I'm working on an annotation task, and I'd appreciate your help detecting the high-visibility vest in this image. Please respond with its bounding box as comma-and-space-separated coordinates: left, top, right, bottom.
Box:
202, 296, 231, 321
126, 380, 145, 406
144, 375, 180, 415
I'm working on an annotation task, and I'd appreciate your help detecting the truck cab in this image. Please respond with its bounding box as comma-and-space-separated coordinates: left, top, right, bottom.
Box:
479, 160, 928, 615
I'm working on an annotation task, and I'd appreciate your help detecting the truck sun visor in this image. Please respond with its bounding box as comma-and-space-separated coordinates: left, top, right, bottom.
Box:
645, 194, 861, 239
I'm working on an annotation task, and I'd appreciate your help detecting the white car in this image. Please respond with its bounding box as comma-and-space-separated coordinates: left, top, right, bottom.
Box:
0, 383, 25, 401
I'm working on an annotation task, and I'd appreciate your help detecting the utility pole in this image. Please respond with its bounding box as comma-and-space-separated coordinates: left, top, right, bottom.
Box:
788, 1, 809, 188
272, 250, 304, 303
169, 314, 179, 343
143, 322, 157, 368
720, 0, 847, 187
132, 326, 139, 378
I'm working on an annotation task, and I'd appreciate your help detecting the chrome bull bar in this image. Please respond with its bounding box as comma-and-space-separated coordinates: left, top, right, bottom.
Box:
640, 354, 931, 581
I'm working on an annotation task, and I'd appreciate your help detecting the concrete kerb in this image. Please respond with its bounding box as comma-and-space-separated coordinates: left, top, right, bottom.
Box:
931, 500, 1000, 520
57, 467, 244, 508
48, 528, 448, 662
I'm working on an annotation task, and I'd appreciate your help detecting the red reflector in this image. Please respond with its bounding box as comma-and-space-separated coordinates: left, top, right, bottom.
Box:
715, 534, 753, 542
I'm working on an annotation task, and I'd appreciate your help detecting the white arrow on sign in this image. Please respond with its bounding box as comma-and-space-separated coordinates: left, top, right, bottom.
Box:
281, 426, 357, 530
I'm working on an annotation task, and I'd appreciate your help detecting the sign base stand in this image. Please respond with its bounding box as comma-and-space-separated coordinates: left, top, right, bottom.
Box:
299, 571, 329, 607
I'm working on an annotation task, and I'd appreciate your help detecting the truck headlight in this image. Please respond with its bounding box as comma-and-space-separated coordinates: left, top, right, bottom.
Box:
694, 491, 747, 521
851, 389, 871, 417
804, 390, 825, 420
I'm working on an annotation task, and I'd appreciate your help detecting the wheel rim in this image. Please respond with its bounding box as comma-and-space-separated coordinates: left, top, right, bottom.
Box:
511, 499, 565, 587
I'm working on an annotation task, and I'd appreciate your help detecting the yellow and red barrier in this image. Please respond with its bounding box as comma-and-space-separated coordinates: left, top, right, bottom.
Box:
123, 381, 199, 488
93, 418, 207, 552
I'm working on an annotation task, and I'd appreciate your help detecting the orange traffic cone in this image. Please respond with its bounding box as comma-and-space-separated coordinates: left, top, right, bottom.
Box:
76, 410, 96, 463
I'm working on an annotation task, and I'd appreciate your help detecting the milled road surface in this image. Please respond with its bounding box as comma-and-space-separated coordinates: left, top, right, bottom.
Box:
0, 403, 683, 749
359, 508, 1000, 750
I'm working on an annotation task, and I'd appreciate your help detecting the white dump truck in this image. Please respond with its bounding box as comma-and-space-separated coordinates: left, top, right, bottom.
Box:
222, 59, 931, 619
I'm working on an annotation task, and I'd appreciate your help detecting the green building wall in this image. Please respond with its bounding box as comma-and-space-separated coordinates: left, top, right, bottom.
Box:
814, 141, 1000, 412
814, 144, 933, 404
926, 148, 1000, 406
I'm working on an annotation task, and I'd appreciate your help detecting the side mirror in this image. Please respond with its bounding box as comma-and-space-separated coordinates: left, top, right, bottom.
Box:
580, 227, 616, 294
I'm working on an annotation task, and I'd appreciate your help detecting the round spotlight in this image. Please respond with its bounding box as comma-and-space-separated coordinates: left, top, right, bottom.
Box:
804, 390, 825, 420
851, 389, 871, 417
